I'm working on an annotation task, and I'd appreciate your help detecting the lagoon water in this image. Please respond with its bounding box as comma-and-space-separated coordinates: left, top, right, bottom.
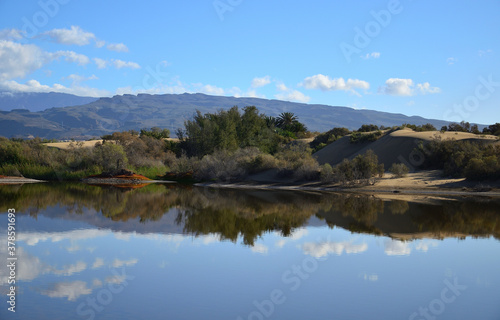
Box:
0, 183, 499, 320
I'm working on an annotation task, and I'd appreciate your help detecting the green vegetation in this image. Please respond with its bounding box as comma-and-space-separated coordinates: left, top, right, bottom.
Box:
178, 106, 286, 156
349, 130, 383, 144
320, 150, 384, 185
443, 121, 480, 134
482, 123, 500, 136
417, 137, 500, 180
357, 124, 379, 132
310, 127, 350, 152
401, 123, 436, 132
389, 163, 410, 178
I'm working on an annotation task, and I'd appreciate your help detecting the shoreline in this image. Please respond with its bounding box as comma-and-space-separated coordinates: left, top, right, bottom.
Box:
194, 181, 500, 198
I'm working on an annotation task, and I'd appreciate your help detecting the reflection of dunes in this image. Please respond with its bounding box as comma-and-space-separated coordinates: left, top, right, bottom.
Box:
1, 183, 500, 243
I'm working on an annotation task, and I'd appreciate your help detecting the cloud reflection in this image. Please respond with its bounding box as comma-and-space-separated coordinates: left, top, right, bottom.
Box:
41, 281, 92, 301
384, 239, 411, 256
302, 241, 368, 258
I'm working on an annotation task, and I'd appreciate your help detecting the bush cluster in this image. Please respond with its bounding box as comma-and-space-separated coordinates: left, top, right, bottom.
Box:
320, 150, 384, 185
310, 127, 350, 152
349, 131, 383, 144
389, 163, 410, 178
417, 137, 500, 180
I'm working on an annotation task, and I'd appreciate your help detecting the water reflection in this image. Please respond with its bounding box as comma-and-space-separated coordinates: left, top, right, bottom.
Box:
1, 183, 500, 320
1, 183, 499, 244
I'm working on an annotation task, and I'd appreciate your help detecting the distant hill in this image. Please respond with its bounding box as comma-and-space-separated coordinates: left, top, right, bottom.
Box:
0, 91, 98, 112
0, 92, 477, 139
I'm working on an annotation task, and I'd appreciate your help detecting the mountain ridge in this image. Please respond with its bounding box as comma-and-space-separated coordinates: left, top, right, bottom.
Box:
0, 92, 479, 139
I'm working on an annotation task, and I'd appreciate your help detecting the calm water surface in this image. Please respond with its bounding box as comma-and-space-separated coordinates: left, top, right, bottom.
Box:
0, 183, 499, 320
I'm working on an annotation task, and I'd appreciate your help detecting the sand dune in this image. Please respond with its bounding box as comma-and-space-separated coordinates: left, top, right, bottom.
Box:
314, 128, 499, 168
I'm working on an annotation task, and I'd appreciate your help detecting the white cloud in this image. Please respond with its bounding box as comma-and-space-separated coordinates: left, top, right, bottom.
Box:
0, 79, 111, 97
478, 49, 493, 57
0, 28, 23, 40
192, 83, 225, 95
275, 228, 308, 248
0, 40, 47, 80
53, 261, 87, 276
107, 43, 129, 52
384, 239, 411, 256
64, 74, 98, 85
92, 279, 103, 288
41, 281, 92, 301
94, 57, 107, 69
361, 52, 380, 59
112, 59, 140, 69
275, 82, 310, 102
41, 26, 96, 46
52, 50, 90, 66
302, 241, 368, 258
251, 243, 269, 254
276, 83, 288, 92
447, 57, 458, 65
92, 258, 105, 269
275, 90, 310, 103
417, 82, 441, 94
95, 40, 106, 48
300, 74, 370, 95
362, 273, 379, 281
415, 240, 438, 252
251, 75, 271, 88
112, 258, 138, 268
379, 78, 441, 96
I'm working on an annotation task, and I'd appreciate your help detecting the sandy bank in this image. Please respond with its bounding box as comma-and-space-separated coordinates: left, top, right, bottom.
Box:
195, 170, 500, 197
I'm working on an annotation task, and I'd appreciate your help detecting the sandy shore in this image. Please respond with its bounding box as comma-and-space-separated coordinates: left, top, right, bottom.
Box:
195, 170, 500, 197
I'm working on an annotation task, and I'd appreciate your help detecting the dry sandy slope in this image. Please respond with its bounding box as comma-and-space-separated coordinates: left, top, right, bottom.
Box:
44, 140, 103, 149
314, 128, 499, 168
45, 138, 180, 149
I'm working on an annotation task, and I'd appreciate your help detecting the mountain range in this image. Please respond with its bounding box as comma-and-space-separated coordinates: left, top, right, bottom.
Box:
0, 91, 98, 112
0, 92, 475, 139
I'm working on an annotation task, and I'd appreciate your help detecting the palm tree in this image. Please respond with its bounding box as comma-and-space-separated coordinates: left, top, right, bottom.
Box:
265, 116, 277, 128
276, 112, 298, 129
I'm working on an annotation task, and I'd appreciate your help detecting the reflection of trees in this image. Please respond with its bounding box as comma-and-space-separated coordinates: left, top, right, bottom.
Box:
412, 199, 500, 240
175, 189, 322, 245
389, 200, 409, 215
1, 183, 500, 242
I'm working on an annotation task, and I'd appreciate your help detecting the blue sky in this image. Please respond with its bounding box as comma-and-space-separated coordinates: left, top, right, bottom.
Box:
0, 0, 499, 124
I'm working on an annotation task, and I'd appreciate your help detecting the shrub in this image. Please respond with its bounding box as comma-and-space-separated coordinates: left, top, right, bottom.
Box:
358, 124, 379, 132
320, 163, 334, 182
310, 127, 350, 152
389, 163, 410, 178
349, 131, 383, 144
329, 150, 381, 185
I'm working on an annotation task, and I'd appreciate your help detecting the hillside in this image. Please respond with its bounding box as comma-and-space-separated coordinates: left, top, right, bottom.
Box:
314, 128, 500, 169
0, 92, 467, 139
0, 92, 98, 112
